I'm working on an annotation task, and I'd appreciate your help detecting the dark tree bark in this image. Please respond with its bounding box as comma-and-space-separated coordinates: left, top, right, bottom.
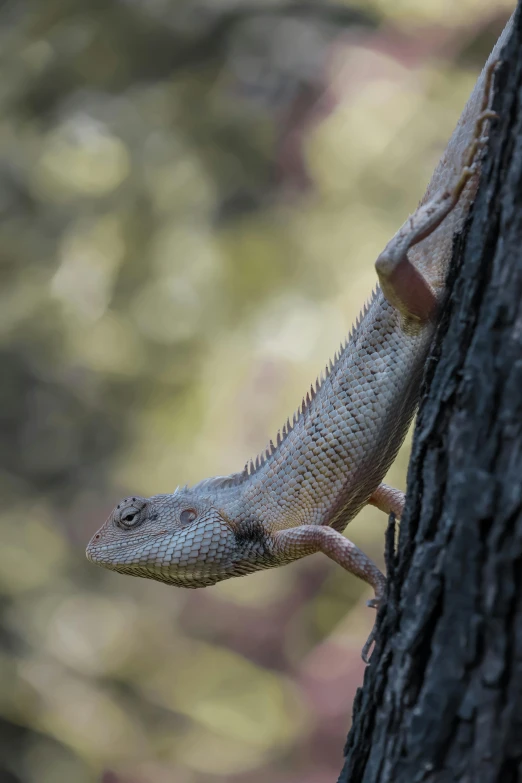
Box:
339, 7, 522, 783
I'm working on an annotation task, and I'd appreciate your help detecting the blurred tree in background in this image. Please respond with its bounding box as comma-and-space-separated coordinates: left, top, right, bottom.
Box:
0, 1, 512, 781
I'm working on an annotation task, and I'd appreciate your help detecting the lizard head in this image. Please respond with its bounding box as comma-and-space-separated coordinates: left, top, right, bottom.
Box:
85, 488, 244, 587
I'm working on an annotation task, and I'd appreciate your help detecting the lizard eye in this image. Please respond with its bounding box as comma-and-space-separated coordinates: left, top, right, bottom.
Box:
114, 497, 147, 529
180, 508, 197, 525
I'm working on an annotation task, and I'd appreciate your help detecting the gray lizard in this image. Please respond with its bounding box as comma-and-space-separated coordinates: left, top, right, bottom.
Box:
86, 16, 512, 655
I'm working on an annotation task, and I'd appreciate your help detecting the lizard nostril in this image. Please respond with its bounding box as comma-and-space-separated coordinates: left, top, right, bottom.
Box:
94, 534, 100, 540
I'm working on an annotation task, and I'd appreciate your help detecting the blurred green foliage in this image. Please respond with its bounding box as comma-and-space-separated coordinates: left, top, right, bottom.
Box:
0, 1, 511, 781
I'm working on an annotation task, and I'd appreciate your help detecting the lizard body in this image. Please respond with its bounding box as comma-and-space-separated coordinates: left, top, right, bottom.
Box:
87, 17, 512, 643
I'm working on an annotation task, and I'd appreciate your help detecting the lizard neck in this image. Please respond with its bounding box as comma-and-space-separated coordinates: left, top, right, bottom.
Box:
234, 288, 433, 532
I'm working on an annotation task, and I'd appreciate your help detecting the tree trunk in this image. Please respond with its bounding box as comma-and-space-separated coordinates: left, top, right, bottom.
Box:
339, 8, 522, 783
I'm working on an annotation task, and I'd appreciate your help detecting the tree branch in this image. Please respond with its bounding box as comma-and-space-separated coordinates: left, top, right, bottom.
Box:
340, 6, 522, 781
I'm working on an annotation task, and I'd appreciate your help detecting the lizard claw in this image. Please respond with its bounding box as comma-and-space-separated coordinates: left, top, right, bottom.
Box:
361, 621, 378, 663
362, 594, 384, 661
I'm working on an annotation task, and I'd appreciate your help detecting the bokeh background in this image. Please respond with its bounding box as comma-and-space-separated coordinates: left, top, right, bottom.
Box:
0, 1, 512, 781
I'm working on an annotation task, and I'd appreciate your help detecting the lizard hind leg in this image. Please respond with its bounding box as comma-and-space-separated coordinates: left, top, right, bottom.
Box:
375, 160, 481, 323
375, 59, 499, 323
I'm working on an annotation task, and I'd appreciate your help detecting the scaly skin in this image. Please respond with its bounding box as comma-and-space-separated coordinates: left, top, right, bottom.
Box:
86, 18, 512, 643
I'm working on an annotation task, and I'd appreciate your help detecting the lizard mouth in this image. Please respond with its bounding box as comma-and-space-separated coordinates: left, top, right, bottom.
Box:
85, 531, 152, 563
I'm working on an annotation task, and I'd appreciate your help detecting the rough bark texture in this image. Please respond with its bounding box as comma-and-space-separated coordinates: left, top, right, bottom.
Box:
339, 8, 522, 783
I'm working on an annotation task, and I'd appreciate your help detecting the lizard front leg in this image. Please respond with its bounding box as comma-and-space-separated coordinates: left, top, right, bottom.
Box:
271, 525, 386, 607
368, 482, 405, 518
271, 526, 385, 662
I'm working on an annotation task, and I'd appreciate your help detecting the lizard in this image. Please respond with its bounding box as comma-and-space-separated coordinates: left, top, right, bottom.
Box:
86, 15, 513, 660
